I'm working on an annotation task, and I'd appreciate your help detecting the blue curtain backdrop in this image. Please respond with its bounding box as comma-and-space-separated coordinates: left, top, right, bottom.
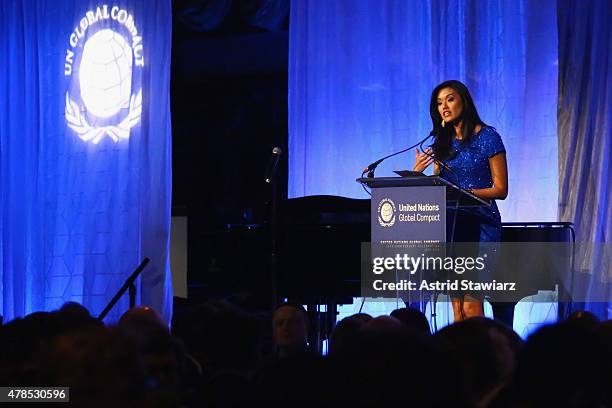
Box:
0, 0, 173, 323
288, 0, 559, 222
558, 0, 612, 318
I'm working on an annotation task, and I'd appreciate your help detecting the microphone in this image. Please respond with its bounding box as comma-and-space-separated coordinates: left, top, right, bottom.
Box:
265, 147, 283, 184
421, 149, 455, 174
363, 132, 434, 178
417, 139, 456, 175
417, 139, 462, 194
437, 159, 454, 173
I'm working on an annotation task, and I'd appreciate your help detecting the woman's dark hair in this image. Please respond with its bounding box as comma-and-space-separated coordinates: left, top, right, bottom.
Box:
430, 80, 487, 160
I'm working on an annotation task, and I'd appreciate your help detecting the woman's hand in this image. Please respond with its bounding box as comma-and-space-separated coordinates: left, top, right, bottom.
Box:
413, 147, 434, 172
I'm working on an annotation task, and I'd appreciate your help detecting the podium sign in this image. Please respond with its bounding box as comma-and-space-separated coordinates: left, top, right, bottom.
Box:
361, 176, 489, 245
372, 186, 446, 244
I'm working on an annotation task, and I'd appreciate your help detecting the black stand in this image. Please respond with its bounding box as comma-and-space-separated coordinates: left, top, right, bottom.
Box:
270, 176, 279, 309
98, 257, 150, 321
265, 150, 282, 309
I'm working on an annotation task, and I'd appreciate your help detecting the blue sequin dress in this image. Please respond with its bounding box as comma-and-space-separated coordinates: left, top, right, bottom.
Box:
439, 126, 506, 243
438, 126, 506, 299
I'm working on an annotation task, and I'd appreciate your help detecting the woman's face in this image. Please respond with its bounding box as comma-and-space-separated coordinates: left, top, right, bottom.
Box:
437, 87, 463, 124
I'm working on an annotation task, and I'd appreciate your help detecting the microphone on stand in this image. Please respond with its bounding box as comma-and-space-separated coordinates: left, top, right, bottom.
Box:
265, 147, 283, 308
265, 147, 283, 184
422, 149, 456, 174
416, 138, 457, 176
362, 132, 434, 178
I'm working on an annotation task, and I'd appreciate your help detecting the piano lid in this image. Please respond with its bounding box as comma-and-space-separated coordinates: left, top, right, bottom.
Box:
279, 195, 370, 225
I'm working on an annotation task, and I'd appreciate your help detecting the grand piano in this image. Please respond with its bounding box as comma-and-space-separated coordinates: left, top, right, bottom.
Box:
277, 195, 370, 304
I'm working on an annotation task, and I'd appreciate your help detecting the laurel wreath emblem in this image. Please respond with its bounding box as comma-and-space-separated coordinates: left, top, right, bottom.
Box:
378, 198, 396, 227
65, 90, 142, 144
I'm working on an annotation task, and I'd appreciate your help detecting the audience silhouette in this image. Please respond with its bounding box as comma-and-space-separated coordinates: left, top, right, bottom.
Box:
1, 301, 610, 407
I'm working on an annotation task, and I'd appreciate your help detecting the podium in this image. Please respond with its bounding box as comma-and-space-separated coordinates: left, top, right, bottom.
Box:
357, 175, 490, 244
356, 175, 491, 314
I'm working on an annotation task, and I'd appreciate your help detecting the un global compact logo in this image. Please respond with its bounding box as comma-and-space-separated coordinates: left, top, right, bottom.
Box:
377, 198, 396, 227
64, 5, 143, 144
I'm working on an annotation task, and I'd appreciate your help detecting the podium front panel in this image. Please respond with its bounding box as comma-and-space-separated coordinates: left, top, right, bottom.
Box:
371, 186, 446, 244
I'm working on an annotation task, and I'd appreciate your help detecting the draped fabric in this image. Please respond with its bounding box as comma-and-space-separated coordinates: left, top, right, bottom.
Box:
176, 0, 232, 31
176, 0, 289, 32
288, 0, 559, 222
558, 0, 612, 318
0, 0, 173, 323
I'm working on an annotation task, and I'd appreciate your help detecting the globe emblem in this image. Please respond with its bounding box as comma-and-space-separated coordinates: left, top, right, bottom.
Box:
380, 202, 394, 223
79, 29, 133, 118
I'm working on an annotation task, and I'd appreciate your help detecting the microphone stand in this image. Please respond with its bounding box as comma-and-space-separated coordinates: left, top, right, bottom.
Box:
265, 148, 282, 309
362, 132, 434, 178
270, 173, 278, 309
98, 258, 150, 321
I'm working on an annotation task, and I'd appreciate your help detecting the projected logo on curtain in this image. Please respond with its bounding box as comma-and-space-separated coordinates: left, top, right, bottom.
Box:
64, 5, 144, 144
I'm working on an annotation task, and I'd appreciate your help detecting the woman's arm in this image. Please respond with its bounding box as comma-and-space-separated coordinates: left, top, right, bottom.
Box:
469, 153, 508, 200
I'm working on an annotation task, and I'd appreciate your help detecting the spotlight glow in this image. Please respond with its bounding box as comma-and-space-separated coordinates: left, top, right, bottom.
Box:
79, 29, 133, 118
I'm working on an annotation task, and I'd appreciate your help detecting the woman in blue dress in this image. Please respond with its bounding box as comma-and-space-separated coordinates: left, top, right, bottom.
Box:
413, 80, 508, 321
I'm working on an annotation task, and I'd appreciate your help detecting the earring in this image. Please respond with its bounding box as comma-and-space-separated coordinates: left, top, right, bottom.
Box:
441, 119, 445, 128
